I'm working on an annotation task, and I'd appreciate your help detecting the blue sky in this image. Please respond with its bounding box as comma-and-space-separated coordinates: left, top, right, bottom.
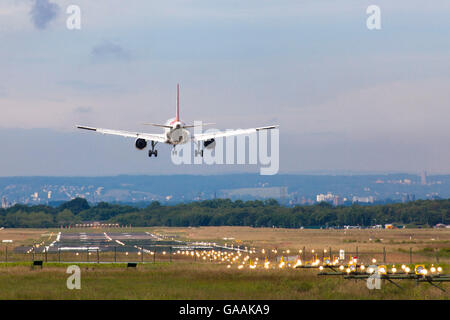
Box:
0, 0, 449, 176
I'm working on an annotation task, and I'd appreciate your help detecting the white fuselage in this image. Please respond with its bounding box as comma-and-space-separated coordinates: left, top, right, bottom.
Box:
164, 118, 190, 145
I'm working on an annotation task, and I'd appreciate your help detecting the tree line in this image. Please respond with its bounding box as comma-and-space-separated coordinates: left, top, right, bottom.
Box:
0, 197, 448, 228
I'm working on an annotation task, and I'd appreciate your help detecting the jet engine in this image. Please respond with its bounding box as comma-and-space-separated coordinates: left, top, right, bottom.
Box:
203, 138, 216, 149
135, 138, 147, 150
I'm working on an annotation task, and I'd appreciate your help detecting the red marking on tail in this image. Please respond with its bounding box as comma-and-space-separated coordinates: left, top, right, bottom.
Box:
176, 83, 180, 121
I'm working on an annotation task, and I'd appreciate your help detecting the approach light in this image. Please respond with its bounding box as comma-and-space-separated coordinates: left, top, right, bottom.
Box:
346, 268, 351, 273
372, 258, 377, 264
430, 266, 436, 273
404, 267, 411, 273
391, 267, 397, 273
378, 266, 387, 275
360, 265, 365, 271
319, 266, 324, 271
437, 267, 443, 273
415, 265, 425, 275
339, 265, 344, 271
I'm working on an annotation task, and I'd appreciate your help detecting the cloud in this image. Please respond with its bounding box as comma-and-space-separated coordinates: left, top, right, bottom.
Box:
91, 41, 131, 61
29, 0, 59, 30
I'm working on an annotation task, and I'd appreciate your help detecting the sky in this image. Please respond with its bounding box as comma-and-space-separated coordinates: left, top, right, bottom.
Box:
0, 0, 449, 176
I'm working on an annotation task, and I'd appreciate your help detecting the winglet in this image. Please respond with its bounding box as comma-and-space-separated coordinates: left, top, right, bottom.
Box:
76, 125, 97, 131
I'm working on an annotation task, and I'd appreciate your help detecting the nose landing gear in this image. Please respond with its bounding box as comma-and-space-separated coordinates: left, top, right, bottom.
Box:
148, 141, 158, 157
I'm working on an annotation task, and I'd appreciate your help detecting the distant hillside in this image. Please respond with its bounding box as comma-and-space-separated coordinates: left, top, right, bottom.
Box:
0, 197, 449, 228
0, 173, 449, 206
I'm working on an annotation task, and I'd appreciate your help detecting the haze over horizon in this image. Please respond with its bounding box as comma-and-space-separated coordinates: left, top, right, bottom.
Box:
1, 1, 449, 176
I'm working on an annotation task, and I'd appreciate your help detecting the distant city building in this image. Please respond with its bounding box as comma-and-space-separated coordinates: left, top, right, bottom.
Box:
1, 196, 10, 209
401, 194, 415, 203
316, 193, 343, 205
420, 171, 427, 185
352, 196, 374, 204
332, 195, 343, 206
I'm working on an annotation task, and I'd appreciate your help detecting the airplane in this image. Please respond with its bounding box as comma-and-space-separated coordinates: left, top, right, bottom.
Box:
77, 84, 278, 158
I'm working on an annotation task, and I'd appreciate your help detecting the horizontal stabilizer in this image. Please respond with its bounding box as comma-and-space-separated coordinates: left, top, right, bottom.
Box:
142, 123, 173, 129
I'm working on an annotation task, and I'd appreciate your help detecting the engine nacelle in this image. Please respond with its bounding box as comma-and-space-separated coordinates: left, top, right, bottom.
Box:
135, 138, 147, 150
203, 138, 216, 149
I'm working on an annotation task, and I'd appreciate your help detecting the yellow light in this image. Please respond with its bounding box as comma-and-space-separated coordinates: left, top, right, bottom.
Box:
392, 267, 397, 273
415, 265, 426, 275
360, 265, 365, 271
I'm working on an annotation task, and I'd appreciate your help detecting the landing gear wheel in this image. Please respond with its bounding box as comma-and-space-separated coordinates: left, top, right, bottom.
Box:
148, 141, 158, 158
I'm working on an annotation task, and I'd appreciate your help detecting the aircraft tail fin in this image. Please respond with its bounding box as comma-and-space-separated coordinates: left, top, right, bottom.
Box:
176, 83, 180, 121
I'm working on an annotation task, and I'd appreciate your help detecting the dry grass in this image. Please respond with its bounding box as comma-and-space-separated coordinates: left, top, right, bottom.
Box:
0, 262, 447, 300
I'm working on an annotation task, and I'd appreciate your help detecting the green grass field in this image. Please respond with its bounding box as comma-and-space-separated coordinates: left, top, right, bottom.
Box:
0, 262, 448, 300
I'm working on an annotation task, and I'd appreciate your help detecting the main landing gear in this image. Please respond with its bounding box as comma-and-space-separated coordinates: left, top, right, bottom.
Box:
148, 141, 158, 157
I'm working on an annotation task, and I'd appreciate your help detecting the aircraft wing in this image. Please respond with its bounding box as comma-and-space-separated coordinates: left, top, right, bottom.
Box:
76, 125, 167, 143
192, 125, 278, 142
